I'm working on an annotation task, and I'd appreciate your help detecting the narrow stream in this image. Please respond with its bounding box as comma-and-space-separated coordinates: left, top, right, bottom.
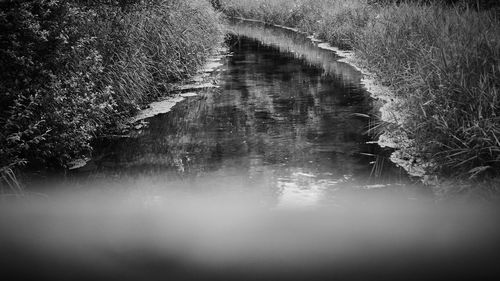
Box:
68, 20, 422, 207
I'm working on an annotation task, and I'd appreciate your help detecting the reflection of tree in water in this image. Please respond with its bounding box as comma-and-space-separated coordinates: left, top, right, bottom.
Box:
228, 19, 362, 84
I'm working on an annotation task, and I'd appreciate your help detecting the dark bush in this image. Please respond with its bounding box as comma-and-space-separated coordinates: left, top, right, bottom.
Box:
0, 0, 116, 168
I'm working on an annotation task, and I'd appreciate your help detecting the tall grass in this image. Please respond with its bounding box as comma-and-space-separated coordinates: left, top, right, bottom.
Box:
219, 0, 500, 182
0, 0, 222, 174
98, 0, 223, 113
358, 3, 500, 181
0, 167, 24, 197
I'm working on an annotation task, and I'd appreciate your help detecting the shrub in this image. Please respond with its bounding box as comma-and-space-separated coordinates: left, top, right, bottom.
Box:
0, 0, 116, 168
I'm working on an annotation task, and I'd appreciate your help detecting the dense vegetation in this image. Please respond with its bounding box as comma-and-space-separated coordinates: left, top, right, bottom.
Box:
0, 0, 222, 176
219, 0, 500, 185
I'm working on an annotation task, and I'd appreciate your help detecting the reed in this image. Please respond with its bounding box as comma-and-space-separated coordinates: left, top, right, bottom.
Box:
0, 167, 24, 198
99, 0, 223, 113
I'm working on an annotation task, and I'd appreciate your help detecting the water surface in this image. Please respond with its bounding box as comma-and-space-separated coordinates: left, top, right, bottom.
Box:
68, 20, 418, 207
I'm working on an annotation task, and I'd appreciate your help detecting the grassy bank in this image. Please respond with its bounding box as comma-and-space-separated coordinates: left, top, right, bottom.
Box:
0, 0, 222, 180
219, 0, 500, 188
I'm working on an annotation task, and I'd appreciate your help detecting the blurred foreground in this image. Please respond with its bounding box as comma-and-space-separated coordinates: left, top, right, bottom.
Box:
1, 179, 500, 281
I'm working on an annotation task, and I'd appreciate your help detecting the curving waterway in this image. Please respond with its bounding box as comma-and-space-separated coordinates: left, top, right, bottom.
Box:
65, 19, 423, 207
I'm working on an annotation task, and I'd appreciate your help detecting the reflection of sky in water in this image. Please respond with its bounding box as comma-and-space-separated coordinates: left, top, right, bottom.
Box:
276, 170, 338, 208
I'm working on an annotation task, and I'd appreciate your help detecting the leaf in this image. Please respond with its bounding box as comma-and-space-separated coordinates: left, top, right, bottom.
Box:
6, 134, 21, 143
467, 166, 490, 179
